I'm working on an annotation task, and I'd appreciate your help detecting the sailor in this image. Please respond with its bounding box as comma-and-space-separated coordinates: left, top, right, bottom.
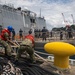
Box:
60, 30, 63, 40
12, 28, 16, 40
19, 28, 23, 40
0, 25, 3, 34
42, 27, 47, 41
16, 30, 35, 63
0, 26, 13, 60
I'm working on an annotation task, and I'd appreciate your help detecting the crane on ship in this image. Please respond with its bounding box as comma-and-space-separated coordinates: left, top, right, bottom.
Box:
62, 13, 70, 28
62, 13, 66, 23
62, 13, 73, 39
62, 13, 68, 25
71, 14, 75, 25
62, 13, 75, 25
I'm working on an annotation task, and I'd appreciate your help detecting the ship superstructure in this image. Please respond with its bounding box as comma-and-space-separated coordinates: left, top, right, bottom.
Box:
0, 4, 46, 34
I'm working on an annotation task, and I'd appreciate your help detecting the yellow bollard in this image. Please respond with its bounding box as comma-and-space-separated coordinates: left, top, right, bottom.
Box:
44, 42, 75, 68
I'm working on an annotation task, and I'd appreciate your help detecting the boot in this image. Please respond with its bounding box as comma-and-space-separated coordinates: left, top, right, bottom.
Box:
5, 55, 11, 60
13, 59, 19, 64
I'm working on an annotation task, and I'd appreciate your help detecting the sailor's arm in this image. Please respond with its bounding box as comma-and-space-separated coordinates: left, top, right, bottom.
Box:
4, 32, 17, 46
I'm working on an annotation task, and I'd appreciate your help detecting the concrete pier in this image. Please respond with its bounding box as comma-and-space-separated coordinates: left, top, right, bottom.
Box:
35, 39, 75, 49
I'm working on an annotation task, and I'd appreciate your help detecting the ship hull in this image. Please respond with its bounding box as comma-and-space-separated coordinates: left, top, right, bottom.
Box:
0, 4, 46, 35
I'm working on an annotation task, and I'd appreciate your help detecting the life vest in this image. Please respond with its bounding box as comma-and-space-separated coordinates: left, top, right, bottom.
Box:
0, 28, 11, 41
25, 34, 34, 45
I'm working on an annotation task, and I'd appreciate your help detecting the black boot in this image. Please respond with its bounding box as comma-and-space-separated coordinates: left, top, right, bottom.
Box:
5, 55, 11, 60
13, 59, 19, 64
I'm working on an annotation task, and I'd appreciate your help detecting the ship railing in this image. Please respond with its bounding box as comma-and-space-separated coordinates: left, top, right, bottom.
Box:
47, 56, 75, 65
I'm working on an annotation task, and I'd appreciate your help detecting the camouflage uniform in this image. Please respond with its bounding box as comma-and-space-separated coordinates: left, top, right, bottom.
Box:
16, 39, 34, 62
0, 32, 12, 56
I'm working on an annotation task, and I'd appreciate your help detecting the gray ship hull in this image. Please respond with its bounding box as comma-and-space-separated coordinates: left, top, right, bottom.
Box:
0, 4, 46, 35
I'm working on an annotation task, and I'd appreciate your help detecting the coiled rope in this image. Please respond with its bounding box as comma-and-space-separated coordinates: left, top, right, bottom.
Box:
14, 60, 60, 75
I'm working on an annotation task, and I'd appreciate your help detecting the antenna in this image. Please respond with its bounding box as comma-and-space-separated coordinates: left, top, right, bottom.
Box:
40, 8, 41, 17
0, 0, 1, 4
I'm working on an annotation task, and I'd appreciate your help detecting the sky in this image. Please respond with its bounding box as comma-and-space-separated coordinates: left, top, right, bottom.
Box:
0, 0, 75, 30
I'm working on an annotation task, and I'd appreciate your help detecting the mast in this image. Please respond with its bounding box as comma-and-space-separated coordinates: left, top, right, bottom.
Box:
40, 8, 41, 17
22, 12, 26, 35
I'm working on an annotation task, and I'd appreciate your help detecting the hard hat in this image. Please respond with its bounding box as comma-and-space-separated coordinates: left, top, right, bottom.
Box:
7, 26, 13, 32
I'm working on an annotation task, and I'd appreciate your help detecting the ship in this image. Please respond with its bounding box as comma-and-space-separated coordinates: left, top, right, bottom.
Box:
0, 4, 75, 75
0, 4, 46, 35
0, 39, 75, 75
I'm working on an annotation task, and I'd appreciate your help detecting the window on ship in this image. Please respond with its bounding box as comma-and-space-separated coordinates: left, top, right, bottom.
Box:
30, 18, 35, 23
